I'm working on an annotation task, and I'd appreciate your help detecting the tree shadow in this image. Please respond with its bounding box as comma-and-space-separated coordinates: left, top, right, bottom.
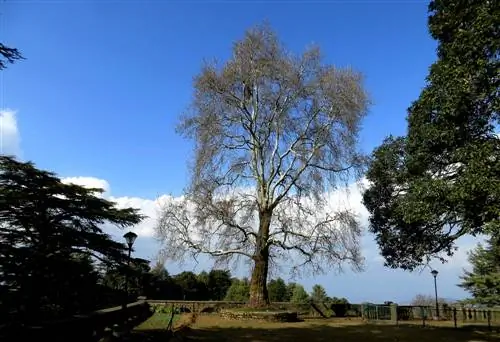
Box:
173, 322, 500, 342
129, 329, 173, 342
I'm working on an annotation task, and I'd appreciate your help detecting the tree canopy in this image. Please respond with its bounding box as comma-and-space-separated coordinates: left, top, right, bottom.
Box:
311, 284, 328, 303
225, 278, 251, 302
290, 284, 310, 303
156, 23, 368, 307
362, 0, 500, 270
459, 234, 500, 306
268, 278, 289, 302
0, 43, 23, 70
0, 156, 143, 321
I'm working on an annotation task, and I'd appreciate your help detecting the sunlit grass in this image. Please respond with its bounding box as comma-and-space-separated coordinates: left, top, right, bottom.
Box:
176, 315, 500, 342
134, 312, 178, 330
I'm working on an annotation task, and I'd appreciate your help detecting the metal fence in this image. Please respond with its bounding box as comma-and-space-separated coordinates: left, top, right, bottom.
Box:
149, 300, 500, 330
395, 305, 500, 329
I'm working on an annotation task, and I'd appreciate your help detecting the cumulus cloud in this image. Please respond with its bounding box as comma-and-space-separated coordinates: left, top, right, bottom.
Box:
109, 195, 172, 238
0, 109, 21, 156
60, 176, 170, 239
59, 174, 479, 272
61, 176, 111, 195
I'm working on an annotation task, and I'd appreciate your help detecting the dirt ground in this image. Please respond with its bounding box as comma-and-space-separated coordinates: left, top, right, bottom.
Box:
172, 314, 500, 342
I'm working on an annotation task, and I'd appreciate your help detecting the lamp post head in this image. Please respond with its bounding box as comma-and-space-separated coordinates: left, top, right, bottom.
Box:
123, 231, 138, 249
431, 269, 439, 278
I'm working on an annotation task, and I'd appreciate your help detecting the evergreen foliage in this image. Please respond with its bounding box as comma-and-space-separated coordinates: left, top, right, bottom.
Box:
363, 0, 500, 270
0, 156, 143, 321
459, 234, 500, 306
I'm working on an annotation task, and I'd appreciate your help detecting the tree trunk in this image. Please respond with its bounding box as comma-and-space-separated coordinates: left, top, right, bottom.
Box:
248, 210, 271, 307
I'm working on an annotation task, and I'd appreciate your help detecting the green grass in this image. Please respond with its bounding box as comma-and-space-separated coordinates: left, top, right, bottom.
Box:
134, 312, 179, 331
176, 315, 500, 341
227, 306, 291, 313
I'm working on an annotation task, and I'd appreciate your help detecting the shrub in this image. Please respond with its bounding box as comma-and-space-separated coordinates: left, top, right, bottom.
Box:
330, 303, 349, 317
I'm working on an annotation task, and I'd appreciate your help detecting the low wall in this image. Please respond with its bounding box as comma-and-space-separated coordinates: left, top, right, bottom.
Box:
0, 300, 152, 342
219, 309, 299, 322
145, 300, 500, 328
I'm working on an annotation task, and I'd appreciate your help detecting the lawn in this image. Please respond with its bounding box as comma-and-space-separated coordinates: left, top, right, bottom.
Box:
129, 312, 500, 341
134, 311, 179, 331
173, 315, 500, 342
129, 311, 180, 342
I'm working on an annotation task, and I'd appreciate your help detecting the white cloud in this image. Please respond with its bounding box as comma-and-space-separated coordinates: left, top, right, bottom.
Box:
59, 174, 489, 302
109, 194, 172, 238
61, 176, 111, 195
60, 175, 483, 273
60, 176, 172, 239
0, 109, 21, 156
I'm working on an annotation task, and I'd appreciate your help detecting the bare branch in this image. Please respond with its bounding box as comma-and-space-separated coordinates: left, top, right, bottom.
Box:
155, 24, 369, 292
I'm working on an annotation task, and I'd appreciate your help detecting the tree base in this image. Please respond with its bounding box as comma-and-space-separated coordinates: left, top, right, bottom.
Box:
219, 309, 299, 322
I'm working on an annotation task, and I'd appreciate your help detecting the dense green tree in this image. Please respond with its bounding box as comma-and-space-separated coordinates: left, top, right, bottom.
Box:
134, 266, 233, 301
196, 271, 210, 299
311, 284, 328, 303
174, 271, 207, 300
101, 257, 151, 300
143, 263, 181, 300
197, 271, 209, 286
150, 261, 171, 281
290, 284, 310, 303
42, 253, 102, 315
267, 278, 288, 302
459, 234, 500, 306
225, 278, 250, 302
329, 296, 349, 304
285, 282, 297, 302
207, 270, 232, 301
0, 156, 143, 322
363, 0, 500, 270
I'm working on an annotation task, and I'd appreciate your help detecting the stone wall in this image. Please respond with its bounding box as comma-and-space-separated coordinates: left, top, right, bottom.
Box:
219, 310, 299, 322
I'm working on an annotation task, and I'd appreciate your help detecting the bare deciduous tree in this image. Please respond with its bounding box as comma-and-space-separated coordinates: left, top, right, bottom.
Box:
156, 24, 369, 307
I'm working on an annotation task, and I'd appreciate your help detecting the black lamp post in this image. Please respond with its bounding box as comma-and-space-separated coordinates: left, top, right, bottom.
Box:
431, 269, 439, 318
123, 231, 137, 310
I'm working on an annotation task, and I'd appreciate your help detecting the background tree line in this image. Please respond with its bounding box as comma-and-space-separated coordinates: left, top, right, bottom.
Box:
135, 266, 349, 305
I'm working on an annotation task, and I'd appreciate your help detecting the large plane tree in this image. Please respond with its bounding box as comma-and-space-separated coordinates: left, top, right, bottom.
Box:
155, 24, 369, 307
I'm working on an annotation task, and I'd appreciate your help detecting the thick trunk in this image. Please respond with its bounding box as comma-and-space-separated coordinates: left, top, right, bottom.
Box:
248, 210, 271, 307
249, 251, 270, 307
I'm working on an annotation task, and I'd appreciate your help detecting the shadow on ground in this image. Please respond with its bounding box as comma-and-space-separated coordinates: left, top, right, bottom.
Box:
128, 329, 172, 342
172, 323, 500, 342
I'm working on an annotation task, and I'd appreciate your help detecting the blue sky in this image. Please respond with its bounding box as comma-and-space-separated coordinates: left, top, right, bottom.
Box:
0, 0, 482, 303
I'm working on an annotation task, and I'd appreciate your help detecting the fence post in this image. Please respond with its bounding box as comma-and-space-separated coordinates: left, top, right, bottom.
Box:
487, 310, 491, 331
390, 304, 398, 325
421, 307, 426, 327
453, 308, 457, 328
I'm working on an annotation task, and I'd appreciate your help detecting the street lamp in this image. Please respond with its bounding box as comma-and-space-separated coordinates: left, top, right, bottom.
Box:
123, 231, 137, 310
431, 269, 439, 319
